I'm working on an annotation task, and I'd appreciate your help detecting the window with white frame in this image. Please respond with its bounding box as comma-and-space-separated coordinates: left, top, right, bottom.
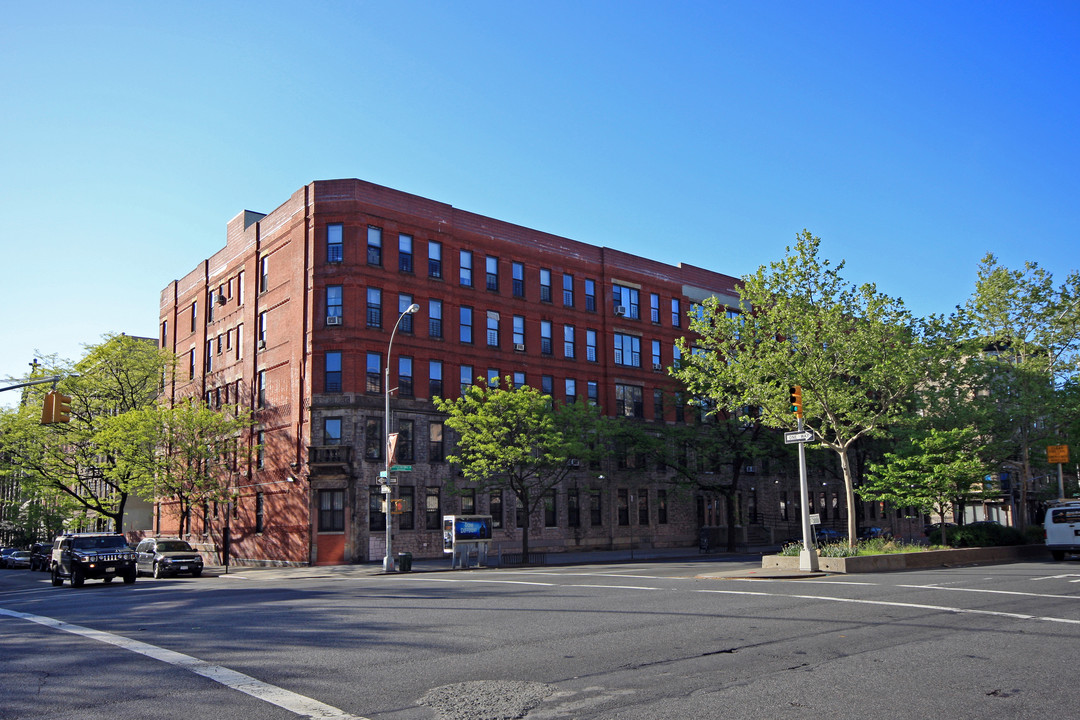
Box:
460, 250, 473, 287
327, 223, 343, 263
614, 333, 641, 367
399, 233, 413, 273
367, 226, 382, 266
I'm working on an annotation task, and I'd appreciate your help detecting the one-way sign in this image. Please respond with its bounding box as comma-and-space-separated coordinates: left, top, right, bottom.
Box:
784, 429, 815, 444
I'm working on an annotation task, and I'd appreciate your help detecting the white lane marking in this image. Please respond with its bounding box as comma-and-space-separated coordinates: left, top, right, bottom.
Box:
403, 577, 657, 591
0, 607, 368, 719
899, 584, 1080, 600
696, 589, 1080, 625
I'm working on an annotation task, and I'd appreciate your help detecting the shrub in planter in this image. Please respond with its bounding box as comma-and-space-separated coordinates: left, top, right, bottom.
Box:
934, 522, 1026, 548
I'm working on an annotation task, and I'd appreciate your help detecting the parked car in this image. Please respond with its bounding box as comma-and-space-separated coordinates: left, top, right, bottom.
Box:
924, 522, 957, 536
29, 543, 51, 571
1044, 502, 1080, 561
814, 527, 845, 543
1, 547, 19, 568
857, 526, 893, 540
6, 550, 32, 569
135, 537, 204, 578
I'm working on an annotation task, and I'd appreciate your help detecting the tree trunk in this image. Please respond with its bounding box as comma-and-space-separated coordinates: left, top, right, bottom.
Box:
519, 489, 530, 560
837, 445, 858, 547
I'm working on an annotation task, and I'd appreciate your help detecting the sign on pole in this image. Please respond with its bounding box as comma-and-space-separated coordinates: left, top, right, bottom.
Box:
784, 429, 815, 444
1048, 445, 1069, 464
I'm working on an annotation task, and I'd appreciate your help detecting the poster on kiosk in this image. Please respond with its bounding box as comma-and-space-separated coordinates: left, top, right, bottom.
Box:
443, 515, 492, 568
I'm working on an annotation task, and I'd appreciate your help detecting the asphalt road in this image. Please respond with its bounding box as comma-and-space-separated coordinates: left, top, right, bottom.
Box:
3, 556, 1080, 719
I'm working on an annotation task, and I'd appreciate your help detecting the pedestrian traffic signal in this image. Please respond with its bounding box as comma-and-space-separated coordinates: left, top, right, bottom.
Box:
40, 391, 73, 424
788, 385, 803, 418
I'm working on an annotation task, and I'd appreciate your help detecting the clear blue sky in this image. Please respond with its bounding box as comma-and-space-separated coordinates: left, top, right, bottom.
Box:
2, 1, 1078, 405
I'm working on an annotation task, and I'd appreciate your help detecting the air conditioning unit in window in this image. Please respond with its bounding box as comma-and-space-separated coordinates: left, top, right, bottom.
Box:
614, 306, 627, 317
257, 340, 266, 350
652, 363, 662, 371
514, 343, 526, 352
216, 294, 228, 306
745, 465, 755, 474
326, 316, 342, 326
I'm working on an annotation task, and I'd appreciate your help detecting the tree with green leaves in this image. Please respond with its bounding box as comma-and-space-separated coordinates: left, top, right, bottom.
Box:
0, 334, 172, 532
673, 231, 951, 545
433, 378, 601, 559
958, 254, 1080, 528
861, 426, 989, 546
97, 399, 257, 536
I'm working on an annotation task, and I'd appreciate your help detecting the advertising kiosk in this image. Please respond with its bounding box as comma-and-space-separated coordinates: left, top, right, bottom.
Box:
443, 515, 492, 569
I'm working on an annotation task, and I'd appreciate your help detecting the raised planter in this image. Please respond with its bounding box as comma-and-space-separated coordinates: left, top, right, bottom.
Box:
762, 544, 1047, 573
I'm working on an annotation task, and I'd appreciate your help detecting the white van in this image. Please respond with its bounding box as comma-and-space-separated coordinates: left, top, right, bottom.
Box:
1044, 501, 1080, 561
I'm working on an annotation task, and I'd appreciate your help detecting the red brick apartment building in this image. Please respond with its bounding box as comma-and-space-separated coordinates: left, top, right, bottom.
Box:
159, 179, 881, 566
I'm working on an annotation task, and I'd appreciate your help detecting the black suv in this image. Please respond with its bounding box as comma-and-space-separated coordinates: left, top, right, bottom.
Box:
50, 533, 137, 587
29, 542, 50, 571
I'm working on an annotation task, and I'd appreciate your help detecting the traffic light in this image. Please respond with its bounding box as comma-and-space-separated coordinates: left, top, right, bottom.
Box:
788, 385, 804, 418
40, 391, 73, 424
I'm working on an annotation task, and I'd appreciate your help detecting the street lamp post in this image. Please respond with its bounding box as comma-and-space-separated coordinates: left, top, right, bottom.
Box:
384, 303, 420, 572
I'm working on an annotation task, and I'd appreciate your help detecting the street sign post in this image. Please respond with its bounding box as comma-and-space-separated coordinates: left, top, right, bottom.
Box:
1048, 445, 1069, 498
390, 465, 413, 472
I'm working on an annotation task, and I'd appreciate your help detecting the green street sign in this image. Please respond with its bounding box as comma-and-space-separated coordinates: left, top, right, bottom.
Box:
390, 465, 413, 472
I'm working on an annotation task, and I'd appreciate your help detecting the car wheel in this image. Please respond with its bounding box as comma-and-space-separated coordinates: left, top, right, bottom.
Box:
50, 567, 63, 587
191, 568, 203, 578
153, 562, 163, 579
1052, 550, 1066, 561
103, 576, 114, 583
71, 567, 85, 587
123, 570, 136, 585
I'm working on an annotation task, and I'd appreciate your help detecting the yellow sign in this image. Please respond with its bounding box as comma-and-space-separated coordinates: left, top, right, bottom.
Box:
1048, 445, 1069, 464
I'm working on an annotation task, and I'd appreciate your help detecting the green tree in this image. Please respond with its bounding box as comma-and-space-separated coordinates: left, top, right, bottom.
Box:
861, 426, 989, 546
98, 399, 257, 537
959, 254, 1080, 527
0, 334, 171, 532
673, 232, 950, 545
434, 378, 601, 559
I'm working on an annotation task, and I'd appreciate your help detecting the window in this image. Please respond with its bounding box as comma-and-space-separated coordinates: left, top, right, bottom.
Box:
259, 257, 269, 294
399, 294, 414, 333
563, 325, 575, 358
539, 268, 552, 302
490, 491, 503, 529
565, 378, 577, 404
487, 368, 499, 387
650, 293, 660, 323
397, 419, 414, 463
190, 301, 197, 333
568, 489, 580, 528
255, 492, 264, 534
638, 489, 649, 525
617, 489, 629, 526
235, 324, 242, 361
160, 320, 168, 348
426, 488, 441, 530
658, 489, 668, 524
398, 486, 415, 530
459, 250, 473, 287
399, 234, 413, 273
327, 223, 343, 263
513, 315, 525, 349
671, 298, 681, 327
428, 240, 442, 278
673, 344, 682, 368
399, 356, 413, 397
541, 375, 553, 394
366, 352, 381, 393
256, 430, 265, 469
540, 321, 553, 355
429, 421, 445, 462
237, 271, 244, 306
460, 306, 473, 344
258, 311, 268, 348
325, 351, 342, 392
612, 283, 639, 318
461, 489, 476, 515
370, 486, 386, 531
323, 417, 342, 445
586, 329, 597, 362
513, 372, 526, 389
653, 389, 664, 419
614, 333, 641, 367
207, 289, 216, 324
367, 288, 382, 328
486, 256, 498, 291
587, 381, 598, 405
615, 384, 644, 418
585, 279, 596, 311
652, 340, 661, 369
512, 262, 525, 297
327, 285, 343, 323
563, 274, 574, 306
459, 365, 473, 395
590, 490, 602, 526
544, 491, 557, 527
257, 370, 266, 408
364, 418, 382, 461
188, 348, 196, 379
205, 340, 213, 372
428, 299, 443, 338
487, 311, 500, 348
429, 360, 443, 398
367, 226, 382, 266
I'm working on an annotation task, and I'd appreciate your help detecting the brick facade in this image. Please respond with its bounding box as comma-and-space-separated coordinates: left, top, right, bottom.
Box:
158, 179, 920, 566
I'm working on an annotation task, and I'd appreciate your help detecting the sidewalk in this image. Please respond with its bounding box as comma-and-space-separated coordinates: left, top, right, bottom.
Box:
201, 544, 825, 580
